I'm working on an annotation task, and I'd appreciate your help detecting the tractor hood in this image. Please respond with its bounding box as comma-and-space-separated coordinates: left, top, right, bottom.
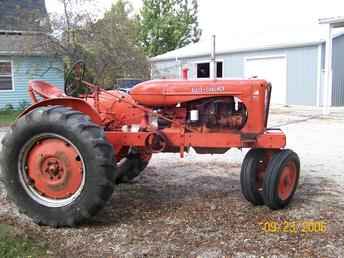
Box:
130, 79, 267, 106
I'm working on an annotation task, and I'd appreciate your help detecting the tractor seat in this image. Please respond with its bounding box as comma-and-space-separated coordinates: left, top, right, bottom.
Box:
29, 80, 65, 99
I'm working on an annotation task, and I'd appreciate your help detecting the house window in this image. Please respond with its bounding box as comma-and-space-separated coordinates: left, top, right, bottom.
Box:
196, 61, 223, 78
0, 61, 13, 90
197, 62, 210, 78
216, 62, 223, 78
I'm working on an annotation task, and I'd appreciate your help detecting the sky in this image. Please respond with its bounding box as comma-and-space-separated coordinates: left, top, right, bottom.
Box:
46, 0, 344, 41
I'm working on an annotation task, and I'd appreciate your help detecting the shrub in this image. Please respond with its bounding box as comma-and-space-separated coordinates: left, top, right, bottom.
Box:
18, 100, 30, 111
2, 104, 14, 112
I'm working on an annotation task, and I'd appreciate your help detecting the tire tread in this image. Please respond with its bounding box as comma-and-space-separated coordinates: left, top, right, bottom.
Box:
0, 105, 116, 227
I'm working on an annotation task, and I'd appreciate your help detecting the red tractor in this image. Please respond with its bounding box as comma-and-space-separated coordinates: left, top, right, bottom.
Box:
0, 61, 300, 227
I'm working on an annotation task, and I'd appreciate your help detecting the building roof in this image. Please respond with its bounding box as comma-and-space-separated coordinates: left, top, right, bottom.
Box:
0, 31, 55, 56
150, 27, 344, 62
0, 0, 53, 56
319, 16, 344, 28
0, 0, 48, 31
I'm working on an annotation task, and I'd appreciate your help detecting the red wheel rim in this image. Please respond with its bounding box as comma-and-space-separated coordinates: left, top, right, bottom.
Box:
19, 134, 85, 207
277, 161, 297, 200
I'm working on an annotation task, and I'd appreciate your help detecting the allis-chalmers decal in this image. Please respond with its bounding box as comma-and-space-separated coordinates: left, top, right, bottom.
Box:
191, 86, 225, 93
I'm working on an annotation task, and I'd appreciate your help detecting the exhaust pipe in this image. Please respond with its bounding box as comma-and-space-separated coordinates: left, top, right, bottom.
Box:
211, 35, 216, 80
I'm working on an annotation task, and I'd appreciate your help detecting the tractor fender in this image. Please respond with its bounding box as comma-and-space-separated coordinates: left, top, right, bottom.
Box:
18, 98, 103, 125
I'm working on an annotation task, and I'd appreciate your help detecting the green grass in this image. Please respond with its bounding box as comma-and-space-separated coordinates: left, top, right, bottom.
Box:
0, 224, 48, 258
0, 110, 21, 127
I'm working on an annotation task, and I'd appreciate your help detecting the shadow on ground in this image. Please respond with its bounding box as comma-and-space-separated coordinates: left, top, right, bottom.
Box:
0, 164, 343, 257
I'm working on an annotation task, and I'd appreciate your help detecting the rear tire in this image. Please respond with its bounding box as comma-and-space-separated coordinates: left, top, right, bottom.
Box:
262, 149, 300, 210
0, 106, 116, 227
240, 149, 266, 206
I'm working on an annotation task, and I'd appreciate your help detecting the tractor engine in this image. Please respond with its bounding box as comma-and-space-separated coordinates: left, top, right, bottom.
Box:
187, 97, 247, 131
157, 97, 247, 132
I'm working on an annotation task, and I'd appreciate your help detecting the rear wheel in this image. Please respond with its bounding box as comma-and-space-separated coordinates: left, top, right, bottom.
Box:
240, 149, 268, 205
262, 149, 300, 210
0, 106, 116, 227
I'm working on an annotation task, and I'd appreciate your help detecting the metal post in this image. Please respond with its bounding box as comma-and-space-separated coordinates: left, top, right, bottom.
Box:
210, 35, 216, 80
176, 57, 181, 79
182, 67, 189, 80
323, 24, 333, 115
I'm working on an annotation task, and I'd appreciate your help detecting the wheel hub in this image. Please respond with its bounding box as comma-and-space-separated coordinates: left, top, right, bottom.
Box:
42, 157, 64, 179
278, 161, 297, 201
25, 138, 83, 200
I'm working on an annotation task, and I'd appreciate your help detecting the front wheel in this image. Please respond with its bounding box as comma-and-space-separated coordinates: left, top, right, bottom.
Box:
262, 149, 300, 210
116, 151, 151, 183
0, 106, 116, 227
240, 149, 267, 206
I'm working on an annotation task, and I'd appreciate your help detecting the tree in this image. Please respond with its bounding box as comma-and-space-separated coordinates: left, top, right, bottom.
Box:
137, 0, 202, 57
48, 0, 99, 66
86, 0, 150, 86
48, 0, 149, 87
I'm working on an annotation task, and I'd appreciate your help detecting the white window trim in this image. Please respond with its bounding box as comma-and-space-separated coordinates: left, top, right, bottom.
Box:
191, 59, 225, 79
244, 54, 288, 105
0, 60, 15, 92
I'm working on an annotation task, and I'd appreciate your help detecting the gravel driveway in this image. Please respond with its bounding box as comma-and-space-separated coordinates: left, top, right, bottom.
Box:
1, 107, 344, 257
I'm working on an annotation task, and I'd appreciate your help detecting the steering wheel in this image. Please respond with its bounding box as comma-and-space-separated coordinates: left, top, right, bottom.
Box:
64, 60, 86, 97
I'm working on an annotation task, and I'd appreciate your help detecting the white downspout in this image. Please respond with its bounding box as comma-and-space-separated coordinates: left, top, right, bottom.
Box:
323, 24, 333, 115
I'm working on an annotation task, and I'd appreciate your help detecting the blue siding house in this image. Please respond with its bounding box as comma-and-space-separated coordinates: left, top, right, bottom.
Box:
0, 53, 64, 108
0, 0, 64, 108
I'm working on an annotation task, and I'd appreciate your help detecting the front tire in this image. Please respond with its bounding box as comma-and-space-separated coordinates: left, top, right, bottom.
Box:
240, 149, 267, 206
0, 106, 116, 227
116, 151, 151, 183
262, 149, 300, 210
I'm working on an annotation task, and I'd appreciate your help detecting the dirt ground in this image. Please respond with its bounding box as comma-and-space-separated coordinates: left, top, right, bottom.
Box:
1, 106, 344, 257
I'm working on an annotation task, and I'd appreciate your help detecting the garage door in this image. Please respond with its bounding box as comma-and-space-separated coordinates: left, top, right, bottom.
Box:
245, 56, 287, 105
